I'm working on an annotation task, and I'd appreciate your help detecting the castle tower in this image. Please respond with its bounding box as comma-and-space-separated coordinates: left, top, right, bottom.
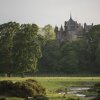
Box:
54, 26, 58, 33
60, 25, 63, 31
55, 14, 92, 43
54, 26, 59, 41
84, 23, 93, 33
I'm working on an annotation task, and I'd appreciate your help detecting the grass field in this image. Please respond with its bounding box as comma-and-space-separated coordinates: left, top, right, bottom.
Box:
0, 77, 100, 100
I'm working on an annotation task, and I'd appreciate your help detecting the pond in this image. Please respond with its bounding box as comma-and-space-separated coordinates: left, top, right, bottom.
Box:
67, 86, 96, 99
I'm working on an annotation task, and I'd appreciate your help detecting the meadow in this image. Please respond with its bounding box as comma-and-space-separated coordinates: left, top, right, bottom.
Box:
0, 77, 100, 100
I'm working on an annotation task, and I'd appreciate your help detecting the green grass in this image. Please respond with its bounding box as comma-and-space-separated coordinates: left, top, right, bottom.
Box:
0, 77, 100, 92
0, 77, 100, 100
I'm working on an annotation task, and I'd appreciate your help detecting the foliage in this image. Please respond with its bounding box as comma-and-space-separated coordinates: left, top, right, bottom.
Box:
93, 83, 100, 100
86, 25, 100, 73
33, 95, 49, 100
38, 39, 90, 74
66, 97, 79, 100
95, 44, 100, 73
0, 22, 20, 73
0, 21, 100, 75
0, 79, 46, 98
0, 22, 43, 74
60, 41, 79, 73
43, 24, 55, 40
13, 24, 42, 73
0, 97, 6, 100
38, 25, 100, 74
38, 40, 61, 73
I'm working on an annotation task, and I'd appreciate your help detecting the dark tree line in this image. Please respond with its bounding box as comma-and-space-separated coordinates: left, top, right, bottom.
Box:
0, 22, 100, 76
38, 25, 100, 75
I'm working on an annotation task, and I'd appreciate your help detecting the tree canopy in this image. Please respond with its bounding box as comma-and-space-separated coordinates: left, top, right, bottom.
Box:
0, 22, 100, 75
0, 22, 20, 73
0, 22, 42, 75
13, 24, 42, 73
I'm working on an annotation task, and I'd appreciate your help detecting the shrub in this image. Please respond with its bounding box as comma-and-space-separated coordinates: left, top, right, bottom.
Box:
33, 95, 49, 100
93, 83, 100, 100
94, 83, 100, 89
0, 97, 6, 100
0, 79, 46, 98
67, 97, 79, 100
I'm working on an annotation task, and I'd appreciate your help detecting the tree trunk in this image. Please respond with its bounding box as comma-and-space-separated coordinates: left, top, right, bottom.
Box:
7, 72, 12, 77
21, 73, 25, 78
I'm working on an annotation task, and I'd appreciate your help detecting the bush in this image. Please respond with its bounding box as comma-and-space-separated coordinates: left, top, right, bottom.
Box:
0, 80, 13, 91
0, 79, 46, 98
94, 83, 100, 88
93, 83, 100, 100
33, 95, 49, 100
67, 97, 79, 100
24, 95, 49, 100
0, 97, 6, 100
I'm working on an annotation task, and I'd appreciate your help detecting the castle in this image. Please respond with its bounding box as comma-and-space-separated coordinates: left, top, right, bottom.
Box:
54, 14, 93, 42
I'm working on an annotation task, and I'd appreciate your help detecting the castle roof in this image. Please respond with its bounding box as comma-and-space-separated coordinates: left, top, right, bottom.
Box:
67, 17, 77, 25
66, 13, 77, 25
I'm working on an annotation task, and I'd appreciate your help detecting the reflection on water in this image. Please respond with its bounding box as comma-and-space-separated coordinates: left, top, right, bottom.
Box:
67, 87, 96, 99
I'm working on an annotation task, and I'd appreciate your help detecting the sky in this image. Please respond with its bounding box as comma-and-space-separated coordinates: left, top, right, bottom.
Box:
0, 0, 100, 27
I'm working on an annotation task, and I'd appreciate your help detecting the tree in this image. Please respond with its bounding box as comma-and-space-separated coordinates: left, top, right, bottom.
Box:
0, 22, 20, 76
95, 44, 100, 73
13, 24, 42, 74
86, 25, 100, 71
38, 40, 61, 73
60, 41, 79, 74
43, 24, 55, 40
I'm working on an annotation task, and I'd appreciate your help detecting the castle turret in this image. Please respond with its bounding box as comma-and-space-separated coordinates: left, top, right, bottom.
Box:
84, 23, 93, 33
60, 25, 63, 31
54, 26, 58, 33
54, 26, 59, 39
64, 21, 67, 31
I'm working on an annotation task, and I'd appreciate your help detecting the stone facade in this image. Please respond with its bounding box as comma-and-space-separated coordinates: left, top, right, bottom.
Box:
54, 15, 93, 42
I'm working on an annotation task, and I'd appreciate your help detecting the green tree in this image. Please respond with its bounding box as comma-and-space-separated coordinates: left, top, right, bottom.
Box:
60, 42, 79, 73
38, 40, 61, 73
68, 39, 89, 72
86, 25, 100, 71
43, 24, 55, 40
0, 22, 20, 76
13, 24, 42, 74
95, 44, 100, 73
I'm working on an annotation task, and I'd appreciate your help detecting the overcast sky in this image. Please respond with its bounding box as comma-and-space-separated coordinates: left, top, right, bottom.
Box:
0, 0, 100, 27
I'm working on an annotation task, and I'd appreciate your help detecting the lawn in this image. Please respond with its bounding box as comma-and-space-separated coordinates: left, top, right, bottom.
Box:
0, 77, 100, 100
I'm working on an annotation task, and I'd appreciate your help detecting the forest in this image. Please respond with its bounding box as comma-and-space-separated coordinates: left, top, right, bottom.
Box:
0, 22, 100, 76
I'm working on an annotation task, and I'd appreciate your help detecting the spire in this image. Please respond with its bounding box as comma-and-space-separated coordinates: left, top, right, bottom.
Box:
61, 25, 63, 29
70, 11, 72, 19
60, 25, 63, 31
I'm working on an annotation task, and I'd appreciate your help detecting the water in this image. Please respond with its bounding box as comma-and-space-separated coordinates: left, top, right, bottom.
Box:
69, 87, 90, 91
76, 94, 86, 97
67, 87, 96, 99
